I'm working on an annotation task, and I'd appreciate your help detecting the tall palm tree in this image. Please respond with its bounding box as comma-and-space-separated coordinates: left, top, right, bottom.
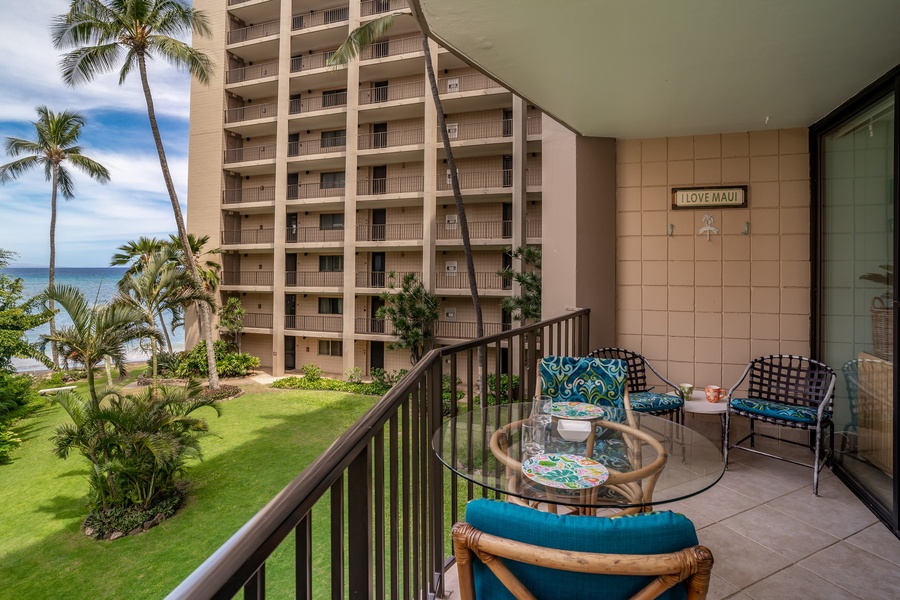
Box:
52, 0, 221, 389
110, 236, 165, 277
0, 106, 110, 367
330, 15, 484, 380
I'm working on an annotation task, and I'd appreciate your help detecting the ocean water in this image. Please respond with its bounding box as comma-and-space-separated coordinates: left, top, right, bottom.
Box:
2, 267, 186, 372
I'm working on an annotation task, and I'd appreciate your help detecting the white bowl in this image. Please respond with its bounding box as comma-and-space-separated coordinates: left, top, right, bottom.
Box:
557, 419, 591, 442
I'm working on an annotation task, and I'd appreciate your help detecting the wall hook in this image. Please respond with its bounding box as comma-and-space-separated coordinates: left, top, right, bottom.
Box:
742, 221, 750, 235
668, 224, 675, 236
698, 214, 719, 241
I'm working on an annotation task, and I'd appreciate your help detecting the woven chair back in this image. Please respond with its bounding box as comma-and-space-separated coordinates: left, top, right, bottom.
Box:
589, 347, 648, 393
747, 355, 835, 409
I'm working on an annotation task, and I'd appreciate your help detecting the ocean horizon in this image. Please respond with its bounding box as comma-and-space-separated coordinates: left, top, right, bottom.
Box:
2, 267, 186, 372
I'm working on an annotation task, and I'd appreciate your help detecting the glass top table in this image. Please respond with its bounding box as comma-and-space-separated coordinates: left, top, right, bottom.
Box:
432, 402, 725, 514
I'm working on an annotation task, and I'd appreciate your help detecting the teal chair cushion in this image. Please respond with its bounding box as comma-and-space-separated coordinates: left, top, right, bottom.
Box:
730, 397, 828, 424
465, 499, 698, 600
630, 391, 684, 413
540, 357, 628, 414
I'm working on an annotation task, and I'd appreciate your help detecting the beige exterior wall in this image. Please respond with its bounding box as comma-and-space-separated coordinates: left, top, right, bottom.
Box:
615, 128, 811, 388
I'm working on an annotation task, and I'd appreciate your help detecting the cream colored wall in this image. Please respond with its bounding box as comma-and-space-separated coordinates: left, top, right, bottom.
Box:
242, 334, 273, 369
616, 128, 811, 389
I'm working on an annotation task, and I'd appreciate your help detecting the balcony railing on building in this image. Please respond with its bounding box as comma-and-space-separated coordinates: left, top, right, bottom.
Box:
436, 219, 511, 240
221, 229, 275, 245
434, 271, 511, 290
242, 313, 273, 329
285, 271, 344, 287
168, 310, 590, 600
355, 270, 421, 288
290, 93, 347, 114
353, 317, 396, 335
288, 182, 346, 200
223, 186, 276, 205
285, 226, 344, 244
358, 127, 424, 150
226, 60, 278, 85
284, 314, 343, 333
359, 35, 422, 61
227, 0, 254, 6
356, 175, 424, 196
526, 218, 542, 238
222, 271, 275, 286
225, 102, 277, 124
435, 320, 507, 338
443, 118, 513, 141
527, 116, 542, 135
355, 223, 423, 242
437, 169, 513, 191
288, 137, 346, 157
224, 145, 276, 164
527, 169, 542, 186
227, 20, 278, 45
291, 6, 349, 31
438, 72, 503, 94
360, 0, 408, 18
290, 50, 339, 73
358, 80, 425, 105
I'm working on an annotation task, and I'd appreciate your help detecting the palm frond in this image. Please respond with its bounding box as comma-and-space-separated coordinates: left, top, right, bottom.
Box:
328, 13, 398, 66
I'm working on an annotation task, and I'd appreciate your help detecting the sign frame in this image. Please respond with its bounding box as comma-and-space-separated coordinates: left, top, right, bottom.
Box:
671, 185, 748, 210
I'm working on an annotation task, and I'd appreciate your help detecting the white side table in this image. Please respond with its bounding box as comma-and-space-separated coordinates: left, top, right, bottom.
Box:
673, 391, 727, 448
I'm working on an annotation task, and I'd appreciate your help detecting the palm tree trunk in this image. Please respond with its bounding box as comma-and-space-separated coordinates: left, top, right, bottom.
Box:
136, 53, 220, 390
49, 163, 60, 368
159, 314, 173, 354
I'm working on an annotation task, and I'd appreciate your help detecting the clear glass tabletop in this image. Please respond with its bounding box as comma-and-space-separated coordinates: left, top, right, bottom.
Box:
432, 402, 725, 511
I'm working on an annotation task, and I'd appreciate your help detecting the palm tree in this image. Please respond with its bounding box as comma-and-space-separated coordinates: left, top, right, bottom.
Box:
0, 106, 110, 367
51, 0, 221, 390
42, 284, 158, 402
110, 236, 165, 277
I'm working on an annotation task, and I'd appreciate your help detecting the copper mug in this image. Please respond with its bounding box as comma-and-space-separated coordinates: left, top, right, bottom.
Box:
705, 385, 727, 403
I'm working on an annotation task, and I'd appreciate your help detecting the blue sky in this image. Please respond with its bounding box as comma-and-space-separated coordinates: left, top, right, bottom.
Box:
0, 0, 195, 267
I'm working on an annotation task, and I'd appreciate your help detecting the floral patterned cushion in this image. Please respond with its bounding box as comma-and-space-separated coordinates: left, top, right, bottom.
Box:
630, 392, 683, 413
547, 431, 632, 472
539, 357, 628, 415
730, 397, 828, 424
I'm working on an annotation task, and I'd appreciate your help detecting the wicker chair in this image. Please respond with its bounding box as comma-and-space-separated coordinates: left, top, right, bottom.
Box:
723, 354, 836, 494
589, 348, 684, 422
453, 499, 713, 600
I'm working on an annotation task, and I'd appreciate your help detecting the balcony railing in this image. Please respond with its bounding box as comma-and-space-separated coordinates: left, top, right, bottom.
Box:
291, 6, 349, 30
224, 145, 276, 164
242, 313, 274, 329
360, 0, 408, 18
284, 314, 343, 333
436, 219, 512, 240
221, 271, 275, 286
285, 226, 345, 243
221, 229, 275, 245
223, 186, 275, 204
288, 137, 346, 157
359, 35, 422, 60
227, 20, 279, 45
358, 127, 424, 150
290, 93, 347, 114
353, 317, 395, 335
356, 175, 424, 196
288, 183, 346, 200
226, 60, 278, 84
290, 50, 338, 73
527, 169, 542, 186
527, 116, 542, 135
355, 223, 423, 242
435, 320, 508, 338
285, 271, 344, 287
169, 310, 591, 599
526, 218, 542, 238
438, 72, 503, 94
225, 102, 277, 124
434, 271, 511, 290
437, 169, 513, 191
358, 80, 425, 105
227, 0, 254, 6
442, 118, 512, 141
355, 270, 421, 288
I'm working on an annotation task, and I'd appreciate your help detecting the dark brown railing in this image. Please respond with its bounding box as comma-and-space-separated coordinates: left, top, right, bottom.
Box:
287, 182, 346, 200
434, 271, 510, 290
287, 137, 346, 157
360, 0, 408, 18
358, 127, 424, 150
285, 226, 344, 243
221, 271, 275, 286
359, 35, 422, 60
221, 229, 275, 245
358, 80, 425, 105
356, 223, 423, 242
354, 317, 396, 335
434, 320, 507, 339
167, 310, 590, 599
356, 175, 424, 196
290, 93, 348, 114
437, 169, 513, 191
242, 313, 273, 329
223, 186, 275, 204
284, 314, 343, 333
355, 270, 420, 288
436, 219, 511, 240
291, 6, 349, 30
285, 271, 344, 287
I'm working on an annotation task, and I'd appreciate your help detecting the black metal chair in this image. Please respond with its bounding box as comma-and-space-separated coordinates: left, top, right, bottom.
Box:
723, 354, 836, 495
588, 347, 684, 422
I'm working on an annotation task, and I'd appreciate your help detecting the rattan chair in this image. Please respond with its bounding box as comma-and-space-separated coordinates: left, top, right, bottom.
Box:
723, 354, 836, 494
589, 348, 684, 422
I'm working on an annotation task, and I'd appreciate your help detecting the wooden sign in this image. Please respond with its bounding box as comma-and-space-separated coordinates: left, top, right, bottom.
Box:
672, 186, 747, 209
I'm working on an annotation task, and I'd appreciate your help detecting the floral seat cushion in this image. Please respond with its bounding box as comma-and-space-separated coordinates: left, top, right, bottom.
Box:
630, 391, 683, 413
548, 431, 632, 472
730, 397, 829, 424
539, 357, 628, 418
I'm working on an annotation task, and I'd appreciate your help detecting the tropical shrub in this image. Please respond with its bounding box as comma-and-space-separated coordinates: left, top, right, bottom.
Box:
0, 428, 21, 464
0, 372, 34, 418
273, 375, 385, 396
370, 368, 408, 389
175, 341, 259, 378
217, 352, 260, 378
345, 367, 364, 383
154, 351, 182, 378
300, 363, 323, 381
484, 373, 521, 406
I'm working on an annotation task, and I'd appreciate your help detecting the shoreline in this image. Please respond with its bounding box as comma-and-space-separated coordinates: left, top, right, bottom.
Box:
18, 359, 149, 378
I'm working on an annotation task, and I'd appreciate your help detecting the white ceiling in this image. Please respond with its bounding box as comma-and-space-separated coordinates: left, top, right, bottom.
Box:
411, 0, 900, 138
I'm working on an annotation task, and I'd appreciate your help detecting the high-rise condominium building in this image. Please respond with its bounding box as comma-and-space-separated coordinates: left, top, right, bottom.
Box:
187, 0, 544, 376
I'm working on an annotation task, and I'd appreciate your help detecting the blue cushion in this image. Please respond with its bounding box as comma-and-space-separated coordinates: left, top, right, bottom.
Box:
630, 392, 684, 413
465, 499, 698, 600
730, 397, 827, 424
548, 433, 633, 472
540, 357, 628, 414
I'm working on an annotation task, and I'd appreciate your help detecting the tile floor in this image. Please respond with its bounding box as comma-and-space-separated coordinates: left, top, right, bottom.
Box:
442, 412, 900, 599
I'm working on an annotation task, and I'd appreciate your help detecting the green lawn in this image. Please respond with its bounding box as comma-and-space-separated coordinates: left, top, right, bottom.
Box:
0, 378, 377, 599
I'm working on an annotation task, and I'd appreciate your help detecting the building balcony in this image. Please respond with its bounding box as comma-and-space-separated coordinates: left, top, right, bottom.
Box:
289, 93, 347, 115
290, 50, 341, 74
242, 312, 274, 330
360, 0, 408, 18
221, 270, 275, 287
287, 137, 346, 158
223, 186, 276, 206
437, 169, 512, 193
358, 80, 425, 106
527, 169, 542, 187
224, 144, 276, 165
355, 223, 423, 242
284, 314, 343, 333
434, 320, 508, 339
444, 118, 513, 142
355, 270, 421, 289
526, 218, 542, 239
353, 317, 396, 335
287, 183, 345, 202
225, 60, 279, 85
527, 115, 542, 135
291, 6, 349, 32
435, 219, 511, 241
357, 127, 424, 151
227, 20, 278, 45
358, 34, 423, 62
225, 102, 278, 125
285, 271, 343, 288
221, 228, 275, 245
356, 175, 424, 197
434, 271, 511, 292
285, 226, 344, 244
